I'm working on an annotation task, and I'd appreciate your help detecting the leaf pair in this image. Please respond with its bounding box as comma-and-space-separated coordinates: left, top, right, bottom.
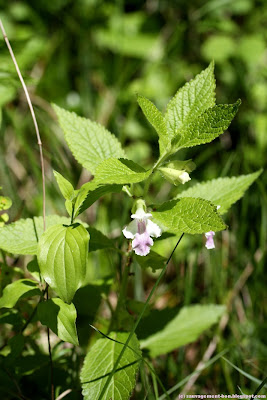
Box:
137, 62, 240, 157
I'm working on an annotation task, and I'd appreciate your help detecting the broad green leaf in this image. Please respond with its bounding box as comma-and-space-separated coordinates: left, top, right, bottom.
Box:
94, 158, 151, 184
37, 223, 89, 304
0, 215, 71, 255
134, 251, 166, 272
87, 227, 115, 252
81, 332, 141, 400
37, 298, 79, 346
53, 170, 75, 201
177, 170, 262, 214
140, 304, 225, 357
165, 62, 216, 140
137, 94, 168, 155
74, 180, 122, 218
53, 105, 125, 174
152, 198, 226, 235
0, 279, 41, 309
172, 100, 241, 151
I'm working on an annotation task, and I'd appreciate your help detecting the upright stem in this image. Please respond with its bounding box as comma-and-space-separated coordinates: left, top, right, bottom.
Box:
0, 19, 46, 231
0, 19, 52, 398
109, 253, 132, 332
46, 286, 54, 400
99, 233, 184, 400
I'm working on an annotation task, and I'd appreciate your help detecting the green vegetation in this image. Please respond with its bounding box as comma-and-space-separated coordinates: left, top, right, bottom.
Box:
0, 1, 266, 399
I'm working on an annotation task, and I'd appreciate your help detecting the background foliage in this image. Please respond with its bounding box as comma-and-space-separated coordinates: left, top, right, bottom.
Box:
0, 0, 266, 399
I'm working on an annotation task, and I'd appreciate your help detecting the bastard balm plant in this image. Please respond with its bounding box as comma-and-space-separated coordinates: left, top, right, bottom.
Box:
0, 52, 263, 400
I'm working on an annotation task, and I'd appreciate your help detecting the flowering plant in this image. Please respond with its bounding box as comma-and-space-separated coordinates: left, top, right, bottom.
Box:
0, 60, 262, 400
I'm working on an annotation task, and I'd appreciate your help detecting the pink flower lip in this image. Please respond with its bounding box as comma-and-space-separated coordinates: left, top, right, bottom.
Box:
132, 232, 153, 256
205, 231, 215, 249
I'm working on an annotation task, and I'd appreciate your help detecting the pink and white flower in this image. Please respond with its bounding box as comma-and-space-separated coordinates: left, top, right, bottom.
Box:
205, 231, 215, 249
122, 205, 161, 256
204, 206, 221, 250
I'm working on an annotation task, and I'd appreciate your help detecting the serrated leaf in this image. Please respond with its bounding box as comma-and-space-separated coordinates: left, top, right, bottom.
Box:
177, 170, 262, 214
134, 250, 166, 272
0, 215, 71, 255
94, 158, 151, 184
151, 198, 226, 235
37, 298, 79, 346
140, 304, 225, 357
53, 105, 125, 174
165, 62, 216, 140
0, 279, 41, 309
173, 100, 241, 151
137, 94, 168, 155
74, 181, 122, 218
37, 223, 89, 304
81, 332, 141, 400
53, 170, 75, 201
87, 226, 115, 252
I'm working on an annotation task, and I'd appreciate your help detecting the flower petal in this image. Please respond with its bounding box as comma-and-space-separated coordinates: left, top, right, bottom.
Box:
146, 219, 161, 238
132, 232, 153, 256
131, 208, 152, 220
122, 220, 138, 239
205, 231, 215, 249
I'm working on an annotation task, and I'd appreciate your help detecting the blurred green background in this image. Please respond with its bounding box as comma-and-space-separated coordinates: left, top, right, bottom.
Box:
0, 0, 266, 398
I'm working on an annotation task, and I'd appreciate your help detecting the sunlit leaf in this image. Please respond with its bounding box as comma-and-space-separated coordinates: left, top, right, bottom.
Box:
37, 223, 89, 303
140, 304, 225, 356
38, 298, 79, 346
81, 332, 141, 400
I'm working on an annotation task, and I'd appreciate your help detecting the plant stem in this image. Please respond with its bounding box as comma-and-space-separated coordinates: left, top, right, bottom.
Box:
98, 233, 184, 400
46, 287, 55, 400
0, 249, 8, 297
109, 252, 132, 332
0, 19, 46, 231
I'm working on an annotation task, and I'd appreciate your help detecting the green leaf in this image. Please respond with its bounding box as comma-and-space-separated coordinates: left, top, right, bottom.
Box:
74, 180, 122, 218
37, 223, 89, 304
173, 100, 241, 151
81, 332, 141, 400
137, 94, 168, 155
134, 251, 166, 272
87, 227, 115, 252
0, 279, 41, 309
94, 158, 151, 184
140, 304, 225, 357
53, 170, 75, 201
27, 259, 41, 281
152, 198, 226, 235
37, 298, 79, 346
177, 170, 262, 214
0, 215, 71, 255
165, 62, 216, 141
53, 105, 125, 174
